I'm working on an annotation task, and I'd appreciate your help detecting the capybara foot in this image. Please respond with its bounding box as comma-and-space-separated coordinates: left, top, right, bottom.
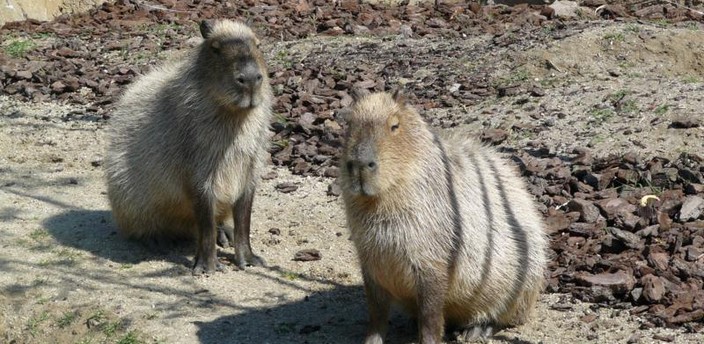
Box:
454, 324, 498, 343
216, 225, 234, 248
192, 256, 225, 276
234, 250, 265, 269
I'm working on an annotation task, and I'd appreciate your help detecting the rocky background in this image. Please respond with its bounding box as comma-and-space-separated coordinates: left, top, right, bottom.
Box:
1, 0, 704, 341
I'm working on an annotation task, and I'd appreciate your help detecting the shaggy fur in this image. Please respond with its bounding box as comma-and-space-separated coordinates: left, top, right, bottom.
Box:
340, 91, 547, 344
105, 19, 272, 275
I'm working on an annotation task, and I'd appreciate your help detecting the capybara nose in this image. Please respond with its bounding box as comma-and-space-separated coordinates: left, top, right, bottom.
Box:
236, 71, 262, 89
347, 159, 378, 173
235, 65, 264, 88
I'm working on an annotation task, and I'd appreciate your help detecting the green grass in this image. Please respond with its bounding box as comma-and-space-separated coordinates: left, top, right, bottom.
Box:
603, 32, 625, 42
685, 22, 699, 31
116, 331, 144, 344
281, 271, 300, 281
588, 108, 615, 124
4, 39, 37, 58
624, 24, 640, 33
654, 104, 670, 116
102, 321, 123, 337
496, 67, 531, 87
57, 311, 78, 329
27, 311, 50, 336
29, 228, 50, 241
683, 75, 699, 83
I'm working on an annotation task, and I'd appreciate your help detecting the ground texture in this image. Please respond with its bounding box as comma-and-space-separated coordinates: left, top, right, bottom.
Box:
1, 0, 704, 343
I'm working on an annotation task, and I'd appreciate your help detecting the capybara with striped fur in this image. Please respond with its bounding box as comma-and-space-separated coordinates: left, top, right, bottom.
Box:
105, 19, 272, 275
340, 90, 547, 343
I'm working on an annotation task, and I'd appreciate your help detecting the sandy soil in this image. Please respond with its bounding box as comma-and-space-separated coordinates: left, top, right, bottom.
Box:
1, 21, 704, 344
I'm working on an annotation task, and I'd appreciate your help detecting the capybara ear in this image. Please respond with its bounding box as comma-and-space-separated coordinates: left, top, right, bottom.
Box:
391, 87, 407, 106
200, 20, 215, 39
350, 88, 370, 102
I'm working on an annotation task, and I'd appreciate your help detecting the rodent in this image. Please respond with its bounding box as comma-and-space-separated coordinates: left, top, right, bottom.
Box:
104, 19, 272, 275
339, 90, 547, 343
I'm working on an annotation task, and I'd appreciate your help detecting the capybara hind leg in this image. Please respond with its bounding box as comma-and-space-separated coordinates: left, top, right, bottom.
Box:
192, 195, 224, 275
217, 223, 233, 248
454, 324, 499, 343
363, 271, 391, 344
232, 191, 264, 269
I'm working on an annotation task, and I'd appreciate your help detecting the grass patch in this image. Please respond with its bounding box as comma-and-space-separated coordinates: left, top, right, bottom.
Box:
102, 320, 123, 337
27, 311, 50, 336
4, 39, 37, 58
624, 24, 640, 33
588, 108, 615, 124
116, 331, 144, 344
603, 32, 625, 42
654, 104, 670, 116
29, 228, 50, 241
57, 311, 79, 329
685, 22, 699, 31
280, 271, 300, 281
683, 75, 699, 83
496, 67, 531, 87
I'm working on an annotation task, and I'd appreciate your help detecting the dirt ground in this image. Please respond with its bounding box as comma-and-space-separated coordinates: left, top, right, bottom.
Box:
1, 17, 704, 344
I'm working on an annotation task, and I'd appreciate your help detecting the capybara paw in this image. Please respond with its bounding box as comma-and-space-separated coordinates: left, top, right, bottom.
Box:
363, 333, 384, 344
234, 253, 265, 269
192, 258, 225, 276
216, 226, 233, 248
454, 324, 496, 343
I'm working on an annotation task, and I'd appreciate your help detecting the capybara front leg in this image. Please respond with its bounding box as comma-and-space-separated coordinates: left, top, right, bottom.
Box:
192, 194, 224, 275
232, 190, 264, 269
363, 270, 391, 344
417, 272, 448, 344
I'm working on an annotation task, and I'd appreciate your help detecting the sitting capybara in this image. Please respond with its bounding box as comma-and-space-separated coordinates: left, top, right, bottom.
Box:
105, 19, 272, 275
339, 90, 547, 343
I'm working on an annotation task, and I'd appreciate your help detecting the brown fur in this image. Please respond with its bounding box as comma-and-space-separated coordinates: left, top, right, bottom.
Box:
340, 90, 547, 344
105, 19, 273, 275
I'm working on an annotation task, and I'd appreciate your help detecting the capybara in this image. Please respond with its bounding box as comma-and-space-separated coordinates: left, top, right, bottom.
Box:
105, 19, 272, 275
340, 90, 547, 343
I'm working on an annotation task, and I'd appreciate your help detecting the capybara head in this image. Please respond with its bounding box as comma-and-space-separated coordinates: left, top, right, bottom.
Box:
198, 19, 268, 109
340, 90, 431, 198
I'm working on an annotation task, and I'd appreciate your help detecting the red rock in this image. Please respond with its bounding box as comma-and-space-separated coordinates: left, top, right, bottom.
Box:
293, 248, 321, 261
575, 270, 635, 295
648, 251, 670, 271
679, 196, 704, 222
567, 199, 601, 224
641, 274, 665, 302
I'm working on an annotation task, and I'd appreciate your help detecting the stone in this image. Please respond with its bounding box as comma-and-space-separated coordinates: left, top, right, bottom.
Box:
575, 270, 635, 295
0, 0, 106, 26
549, 1, 581, 18
567, 199, 601, 223
608, 227, 643, 250
293, 248, 322, 262
595, 198, 635, 220
679, 196, 704, 222
275, 182, 298, 193
641, 274, 665, 302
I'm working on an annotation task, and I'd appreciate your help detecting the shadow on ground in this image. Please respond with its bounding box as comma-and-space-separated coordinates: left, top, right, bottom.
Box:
195, 282, 417, 344
43, 209, 193, 268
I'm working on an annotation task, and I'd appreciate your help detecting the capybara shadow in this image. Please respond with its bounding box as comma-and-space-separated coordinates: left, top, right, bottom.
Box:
195, 284, 417, 344
43, 209, 192, 267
